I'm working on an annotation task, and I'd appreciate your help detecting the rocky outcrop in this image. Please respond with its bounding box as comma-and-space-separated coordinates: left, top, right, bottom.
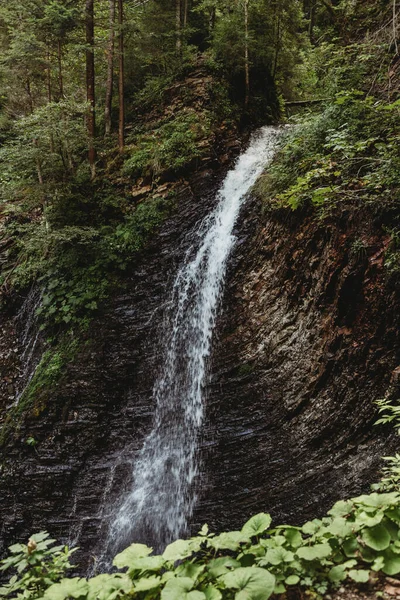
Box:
196, 200, 400, 532
0, 182, 399, 571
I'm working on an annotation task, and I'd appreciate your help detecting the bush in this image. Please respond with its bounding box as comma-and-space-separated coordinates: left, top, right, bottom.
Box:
3, 491, 400, 599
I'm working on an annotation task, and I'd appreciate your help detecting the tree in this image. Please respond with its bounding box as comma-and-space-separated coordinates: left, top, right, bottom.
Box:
118, 0, 124, 151
105, 0, 116, 136
86, 0, 95, 176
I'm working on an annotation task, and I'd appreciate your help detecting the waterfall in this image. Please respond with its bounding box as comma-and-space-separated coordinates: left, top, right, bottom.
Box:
106, 126, 281, 554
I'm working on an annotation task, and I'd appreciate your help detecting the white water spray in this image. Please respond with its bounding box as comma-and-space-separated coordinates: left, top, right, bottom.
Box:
107, 126, 281, 552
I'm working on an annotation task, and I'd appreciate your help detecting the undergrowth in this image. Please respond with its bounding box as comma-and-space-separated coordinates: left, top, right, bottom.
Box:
3, 491, 400, 599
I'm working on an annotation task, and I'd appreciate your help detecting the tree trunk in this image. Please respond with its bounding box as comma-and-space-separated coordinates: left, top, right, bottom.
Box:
47, 46, 52, 103
176, 0, 182, 53
105, 0, 116, 136
118, 0, 124, 151
309, 0, 316, 43
86, 0, 96, 177
58, 39, 64, 98
244, 0, 250, 108
209, 6, 216, 31
183, 0, 188, 28
272, 15, 281, 78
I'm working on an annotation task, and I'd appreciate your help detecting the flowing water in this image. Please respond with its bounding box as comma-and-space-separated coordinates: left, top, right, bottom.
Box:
105, 126, 281, 554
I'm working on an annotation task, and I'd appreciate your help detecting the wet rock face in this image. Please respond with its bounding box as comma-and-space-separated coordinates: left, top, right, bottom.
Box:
196, 202, 400, 532
0, 189, 399, 568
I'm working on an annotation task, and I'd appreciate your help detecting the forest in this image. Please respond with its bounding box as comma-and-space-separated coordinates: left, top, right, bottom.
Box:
0, 0, 400, 598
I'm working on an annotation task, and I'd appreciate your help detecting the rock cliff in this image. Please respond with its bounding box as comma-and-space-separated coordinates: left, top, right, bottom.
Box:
0, 157, 399, 571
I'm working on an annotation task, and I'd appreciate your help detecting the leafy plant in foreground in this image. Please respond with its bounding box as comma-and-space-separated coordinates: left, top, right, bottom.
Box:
3, 491, 400, 599
0, 532, 76, 599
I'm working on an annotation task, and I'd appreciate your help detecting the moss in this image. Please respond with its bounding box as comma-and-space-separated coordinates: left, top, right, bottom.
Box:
0, 337, 79, 447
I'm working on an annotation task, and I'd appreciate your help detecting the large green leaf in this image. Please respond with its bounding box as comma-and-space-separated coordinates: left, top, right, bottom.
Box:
161, 577, 206, 600
87, 574, 133, 600
176, 562, 206, 581
163, 539, 201, 562
221, 567, 275, 600
134, 576, 162, 592
361, 524, 391, 551
328, 565, 347, 583
203, 585, 222, 600
242, 514, 272, 537
113, 543, 153, 569
296, 544, 332, 561
328, 500, 354, 518
263, 547, 294, 566
357, 511, 384, 528
210, 532, 249, 551
348, 569, 370, 583
301, 520, 322, 536
353, 493, 399, 509
125, 555, 165, 572
283, 528, 303, 549
207, 557, 241, 579
43, 578, 88, 600
342, 537, 358, 558
327, 517, 353, 538
383, 549, 400, 575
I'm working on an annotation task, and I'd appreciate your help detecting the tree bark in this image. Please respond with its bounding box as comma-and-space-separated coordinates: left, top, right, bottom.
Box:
118, 0, 124, 151
244, 0, 250, 108
209, 6, 216, 31
176, 0, 182, 53
86, 0, 96, 177
58, 39, 64, 98
309, 0, 316, 42
183, 0, 188, 28
47, 47, 52, 103
105, 0, 116, 136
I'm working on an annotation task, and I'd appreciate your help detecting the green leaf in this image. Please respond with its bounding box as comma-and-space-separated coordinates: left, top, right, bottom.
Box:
361, 524, 391, 551
113, 543, 153, 569
285, 575, 300, 586
210, 532, 249, 552
242, 514, 272, 537
328, 500, 354, 518
87, 574, 133, 600
296, 543, 332, 561
264, 547, 294, 566
301, 520, 322, 535
134, 576, 162, 592
284, 528, 303, 549
329, 565, 347, 583
342, 537, 358, 558
126, 555, 165, 572
327, 517, 353, 538
207, 557, 241, 579
163, 539, 199, 562
371, 556, 385, 572
348, 569, 370, 583
199, 524, 210, 537
353, 493, 399, 509
357, 511, 384, 527
383, 549, 400, 575
161, 577, 206, 600
203, 585, 222, 600
176, 563, 206, 581
221, 567, 275, 600
43, 578, 89, 599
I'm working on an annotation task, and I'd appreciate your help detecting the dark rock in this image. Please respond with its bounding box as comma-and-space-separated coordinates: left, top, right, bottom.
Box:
0, 173, 399, 573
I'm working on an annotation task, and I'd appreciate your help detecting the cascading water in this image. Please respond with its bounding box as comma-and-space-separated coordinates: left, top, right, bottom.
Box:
106, 126, 281, 554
